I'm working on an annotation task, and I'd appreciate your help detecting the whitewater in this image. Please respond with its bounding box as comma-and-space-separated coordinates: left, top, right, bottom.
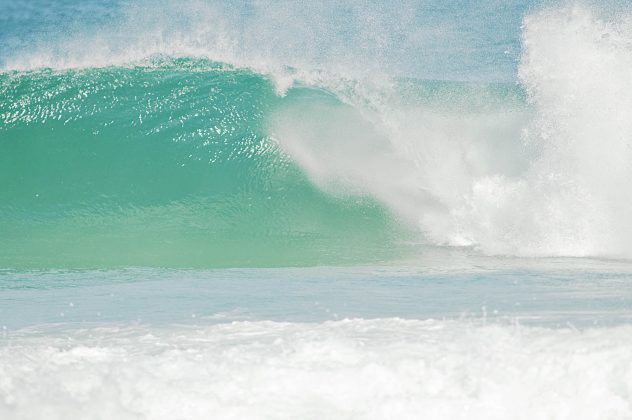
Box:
2, 0, 632, 418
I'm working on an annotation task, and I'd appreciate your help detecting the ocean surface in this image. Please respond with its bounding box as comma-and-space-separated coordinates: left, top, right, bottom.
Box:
2, 0, 632, 418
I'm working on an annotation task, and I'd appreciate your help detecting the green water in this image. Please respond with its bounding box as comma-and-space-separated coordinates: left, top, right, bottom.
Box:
0, 60, 409, 269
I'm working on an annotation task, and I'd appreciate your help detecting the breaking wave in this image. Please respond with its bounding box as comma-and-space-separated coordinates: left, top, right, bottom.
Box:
2, 1, 632, 267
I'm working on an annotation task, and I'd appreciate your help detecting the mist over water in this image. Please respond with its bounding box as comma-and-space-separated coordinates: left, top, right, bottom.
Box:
0, 0, 528, 80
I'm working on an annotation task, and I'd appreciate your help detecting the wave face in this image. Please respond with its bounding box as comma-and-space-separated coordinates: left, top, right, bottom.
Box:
3, 0, 632, 267
0, 62, 411, 268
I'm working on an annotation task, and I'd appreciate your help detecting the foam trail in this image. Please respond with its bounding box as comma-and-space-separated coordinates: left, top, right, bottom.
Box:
2, 319, 632, 420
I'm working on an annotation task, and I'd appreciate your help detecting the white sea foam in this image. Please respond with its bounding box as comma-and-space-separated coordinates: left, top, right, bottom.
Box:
1, 318, 631, 420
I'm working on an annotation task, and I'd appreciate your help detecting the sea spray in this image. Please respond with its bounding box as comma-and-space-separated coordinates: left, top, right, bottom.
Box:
273, 3, 632, 258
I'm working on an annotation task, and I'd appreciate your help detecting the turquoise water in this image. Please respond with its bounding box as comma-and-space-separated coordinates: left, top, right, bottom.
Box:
0, 61, 410, 268
3, 261, 632, 329
3, 0, 632, 418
